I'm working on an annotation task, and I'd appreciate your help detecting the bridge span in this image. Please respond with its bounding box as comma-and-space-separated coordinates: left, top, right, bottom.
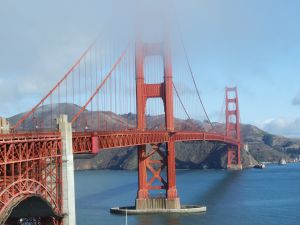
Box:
72, 130, 239, 153
0, 37, 242, 225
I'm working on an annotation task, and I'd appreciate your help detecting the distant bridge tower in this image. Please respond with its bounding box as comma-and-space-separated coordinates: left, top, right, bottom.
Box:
225, 87, 242, 170
135, 38, 180, 209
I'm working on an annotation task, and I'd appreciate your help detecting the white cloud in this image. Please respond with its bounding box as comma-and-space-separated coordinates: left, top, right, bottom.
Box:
261, 118, 300, 138
292, 93, 300, 105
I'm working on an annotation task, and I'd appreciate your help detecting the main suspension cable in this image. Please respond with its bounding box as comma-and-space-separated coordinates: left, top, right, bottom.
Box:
172, 82, 191, 120
176, 21, 216, 132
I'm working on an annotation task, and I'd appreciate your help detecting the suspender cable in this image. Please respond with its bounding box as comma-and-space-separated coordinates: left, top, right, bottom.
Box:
176, 22, 216, 132
12, 39, 98, 130
71, 43, 130, 124
172, 82, 191, 120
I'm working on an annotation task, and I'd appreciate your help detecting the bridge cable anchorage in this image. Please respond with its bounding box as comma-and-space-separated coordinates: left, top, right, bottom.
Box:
71, 42, 131, 124
175, 21, 216, 133
12, 37, 99, 131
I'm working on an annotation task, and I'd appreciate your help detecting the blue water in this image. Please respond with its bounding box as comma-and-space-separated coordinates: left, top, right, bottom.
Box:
75, 164, 300, 225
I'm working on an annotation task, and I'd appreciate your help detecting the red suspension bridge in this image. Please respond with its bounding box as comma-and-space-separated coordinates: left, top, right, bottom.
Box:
0, 36, 242, 225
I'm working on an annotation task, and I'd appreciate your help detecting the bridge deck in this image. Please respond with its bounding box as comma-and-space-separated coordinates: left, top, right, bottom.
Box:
0, 130, 238, 154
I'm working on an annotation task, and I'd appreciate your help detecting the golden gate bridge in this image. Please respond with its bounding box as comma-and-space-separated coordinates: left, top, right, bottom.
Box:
0, 34, 242, 224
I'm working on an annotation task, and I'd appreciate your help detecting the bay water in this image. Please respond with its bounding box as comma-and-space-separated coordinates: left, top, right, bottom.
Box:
75, 163, 300, 225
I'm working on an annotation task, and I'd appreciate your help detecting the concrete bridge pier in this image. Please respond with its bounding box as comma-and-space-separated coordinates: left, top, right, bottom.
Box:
58, 115, 76, 225
0, 117, 10, 134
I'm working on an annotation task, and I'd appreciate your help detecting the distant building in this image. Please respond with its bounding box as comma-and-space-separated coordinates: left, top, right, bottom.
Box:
243, 143, 249, 152
0, 117, 10, 134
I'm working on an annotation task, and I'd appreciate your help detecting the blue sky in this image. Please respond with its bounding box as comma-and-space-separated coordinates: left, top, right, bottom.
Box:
0, 0, 300, 137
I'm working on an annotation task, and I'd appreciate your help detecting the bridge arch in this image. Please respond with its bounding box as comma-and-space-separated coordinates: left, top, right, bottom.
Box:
0, 179, 61, 225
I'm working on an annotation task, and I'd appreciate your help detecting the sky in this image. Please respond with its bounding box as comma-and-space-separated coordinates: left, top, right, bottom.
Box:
0, 0, 300, 137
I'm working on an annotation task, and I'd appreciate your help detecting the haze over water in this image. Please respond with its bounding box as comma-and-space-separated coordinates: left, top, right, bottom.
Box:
75, 163, 300, 225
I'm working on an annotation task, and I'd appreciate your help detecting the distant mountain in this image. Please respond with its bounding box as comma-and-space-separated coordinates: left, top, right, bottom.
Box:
7, 103, 300, 170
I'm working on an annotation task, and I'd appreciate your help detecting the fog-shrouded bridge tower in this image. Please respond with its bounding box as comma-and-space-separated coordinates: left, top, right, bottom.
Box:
135, 39, 180, 209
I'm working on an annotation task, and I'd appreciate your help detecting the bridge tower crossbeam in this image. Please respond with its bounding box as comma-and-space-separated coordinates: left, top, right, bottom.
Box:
135, 39, 180, 210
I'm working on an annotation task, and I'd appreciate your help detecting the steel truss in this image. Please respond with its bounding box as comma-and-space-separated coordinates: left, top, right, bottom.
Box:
0, 133, 63, 224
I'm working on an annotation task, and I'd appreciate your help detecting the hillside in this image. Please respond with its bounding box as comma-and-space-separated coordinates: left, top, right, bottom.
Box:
7, 103, 300, 170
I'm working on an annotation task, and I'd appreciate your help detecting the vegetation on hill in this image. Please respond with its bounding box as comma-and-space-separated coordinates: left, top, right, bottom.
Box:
7, 103, 300, 170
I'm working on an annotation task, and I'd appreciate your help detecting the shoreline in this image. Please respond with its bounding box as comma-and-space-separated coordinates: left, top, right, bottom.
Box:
74, 161, 300, 172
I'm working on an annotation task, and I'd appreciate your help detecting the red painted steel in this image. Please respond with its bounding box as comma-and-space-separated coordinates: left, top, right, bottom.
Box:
0, 133, 63, 224
137, 144, 168, 198
135, 41, 174, 131
135, 38, 178, 201
0, 37, 243, 222
166, 141, 177, 199
71, 43, 131, 124
12, 40, 98, 131
0, 127, 240, 222
225, 87, 242, 168
72, 130, 239, 153
137, 145, 148, 199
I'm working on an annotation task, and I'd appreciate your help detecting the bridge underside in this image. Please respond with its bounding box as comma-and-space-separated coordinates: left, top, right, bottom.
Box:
3, 196, 61, 225
0, 135, 63, 225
